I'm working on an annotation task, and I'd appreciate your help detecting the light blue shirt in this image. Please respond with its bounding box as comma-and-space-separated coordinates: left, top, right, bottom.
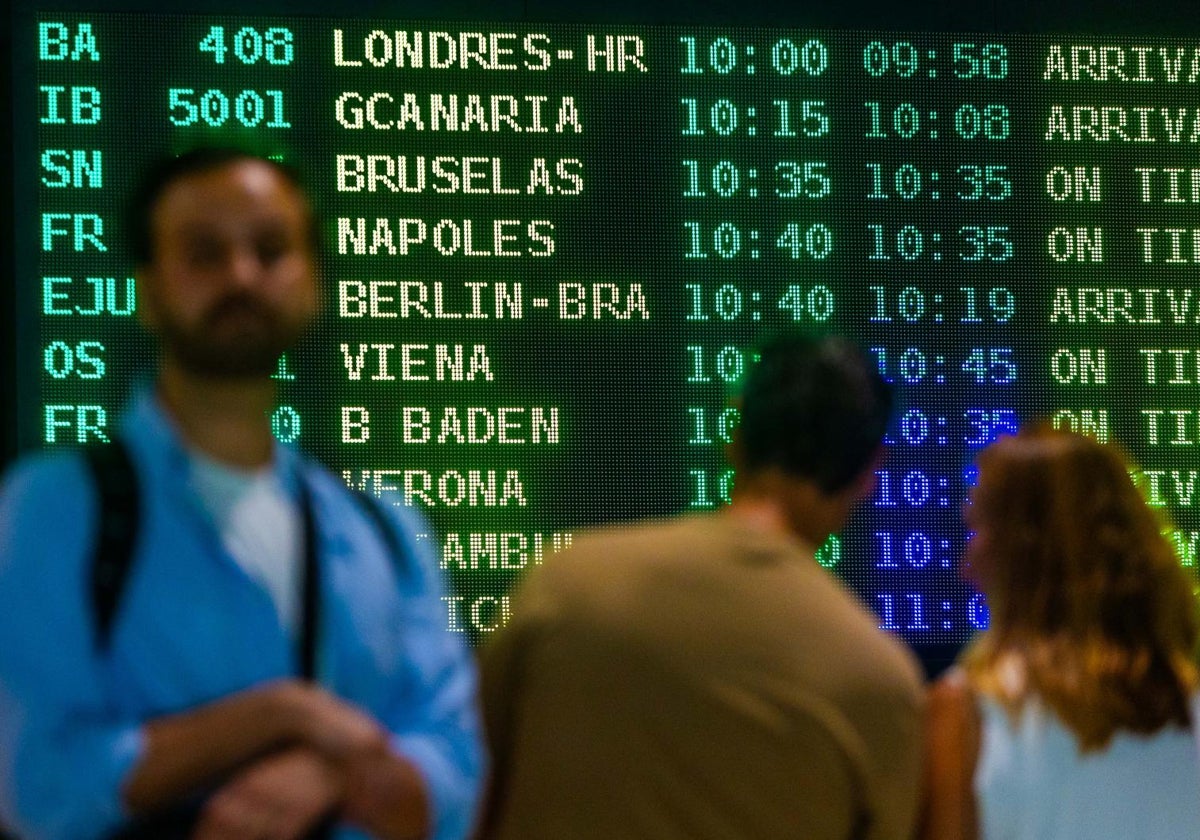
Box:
0, 390, 485, 840
976, 693, 1200, 840
188, 452, 302, 633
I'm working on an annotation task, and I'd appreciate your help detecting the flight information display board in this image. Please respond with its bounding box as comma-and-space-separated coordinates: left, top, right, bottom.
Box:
17, 14, 1200, 642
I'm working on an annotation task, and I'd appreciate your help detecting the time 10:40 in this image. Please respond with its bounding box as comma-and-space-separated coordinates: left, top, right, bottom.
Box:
685, 283, 834, 322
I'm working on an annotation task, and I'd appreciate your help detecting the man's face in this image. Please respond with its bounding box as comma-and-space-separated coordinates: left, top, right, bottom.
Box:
138, 159, 318, 378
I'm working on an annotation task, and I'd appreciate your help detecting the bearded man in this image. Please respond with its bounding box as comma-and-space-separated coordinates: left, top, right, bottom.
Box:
0, 149, 484, 840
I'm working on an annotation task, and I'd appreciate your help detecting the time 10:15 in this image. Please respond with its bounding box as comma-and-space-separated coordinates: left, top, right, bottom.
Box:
682, 98, 828, 138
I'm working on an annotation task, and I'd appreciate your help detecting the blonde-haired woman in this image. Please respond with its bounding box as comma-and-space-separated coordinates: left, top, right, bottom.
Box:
922, 426, 1200, 840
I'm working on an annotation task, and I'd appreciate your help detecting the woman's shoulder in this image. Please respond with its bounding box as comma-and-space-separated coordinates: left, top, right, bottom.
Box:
929, 668, 983, 739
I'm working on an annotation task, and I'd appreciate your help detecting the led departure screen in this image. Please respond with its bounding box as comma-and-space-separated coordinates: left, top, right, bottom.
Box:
16, 15, 1200, 643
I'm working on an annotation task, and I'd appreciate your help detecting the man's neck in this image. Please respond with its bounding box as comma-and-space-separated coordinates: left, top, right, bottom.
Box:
156, 365, 277, 468
724, 470, 840, 547
725, 491, 830, 550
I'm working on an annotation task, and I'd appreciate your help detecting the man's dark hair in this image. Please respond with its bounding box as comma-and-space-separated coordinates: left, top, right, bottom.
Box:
127, 147, 314, 263
737, 334, 894, 493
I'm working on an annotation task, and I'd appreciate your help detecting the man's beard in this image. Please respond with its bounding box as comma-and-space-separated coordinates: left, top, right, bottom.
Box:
158, 294, 310, 378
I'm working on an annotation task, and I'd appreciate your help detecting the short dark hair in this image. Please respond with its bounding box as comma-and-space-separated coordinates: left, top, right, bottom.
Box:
737, 335, 893, 492
127, 147, 313, 263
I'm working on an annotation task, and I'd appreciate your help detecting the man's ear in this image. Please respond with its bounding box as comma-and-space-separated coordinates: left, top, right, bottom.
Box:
848, 444, 888, 503
134, 267, 159, 332
724, 402, 744, 471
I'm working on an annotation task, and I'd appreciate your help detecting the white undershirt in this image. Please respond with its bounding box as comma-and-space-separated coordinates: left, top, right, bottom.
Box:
188, 452, 302, 634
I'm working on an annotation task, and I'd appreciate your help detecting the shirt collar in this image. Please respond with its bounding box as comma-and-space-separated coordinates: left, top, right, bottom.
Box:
119, 383, 302, 494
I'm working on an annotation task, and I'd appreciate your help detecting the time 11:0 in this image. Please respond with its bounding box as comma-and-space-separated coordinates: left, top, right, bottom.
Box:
877, 593, 990, 632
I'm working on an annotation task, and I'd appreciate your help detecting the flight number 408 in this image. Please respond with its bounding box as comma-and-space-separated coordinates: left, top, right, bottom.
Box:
199, 26, 295, 65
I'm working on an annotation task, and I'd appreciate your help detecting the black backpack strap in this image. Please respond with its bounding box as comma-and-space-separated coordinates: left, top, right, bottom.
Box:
297, 476, 321, 684
291, 471, 415, 680
82, 439, 141, 653
100, 465, 336, 840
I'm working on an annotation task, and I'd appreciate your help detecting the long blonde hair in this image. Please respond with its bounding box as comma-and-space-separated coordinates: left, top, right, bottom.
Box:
961, 426, 1199, 750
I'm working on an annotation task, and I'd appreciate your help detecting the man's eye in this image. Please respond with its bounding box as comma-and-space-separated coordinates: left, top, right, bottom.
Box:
256, 236, 290, 264
258, 244, 286, 263
186, 241, 224, 265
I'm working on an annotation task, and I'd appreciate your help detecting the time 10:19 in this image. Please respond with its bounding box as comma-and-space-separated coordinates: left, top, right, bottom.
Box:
868, 285, 1015, 323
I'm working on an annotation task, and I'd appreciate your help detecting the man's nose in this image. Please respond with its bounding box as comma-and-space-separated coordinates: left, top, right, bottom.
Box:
226, 247, 263, 288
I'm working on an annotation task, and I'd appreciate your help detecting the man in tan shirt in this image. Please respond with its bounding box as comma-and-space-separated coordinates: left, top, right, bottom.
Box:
480, 335, 924, 840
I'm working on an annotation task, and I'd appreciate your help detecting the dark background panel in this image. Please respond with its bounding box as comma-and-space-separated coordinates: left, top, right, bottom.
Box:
10, 0, 1200, 677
